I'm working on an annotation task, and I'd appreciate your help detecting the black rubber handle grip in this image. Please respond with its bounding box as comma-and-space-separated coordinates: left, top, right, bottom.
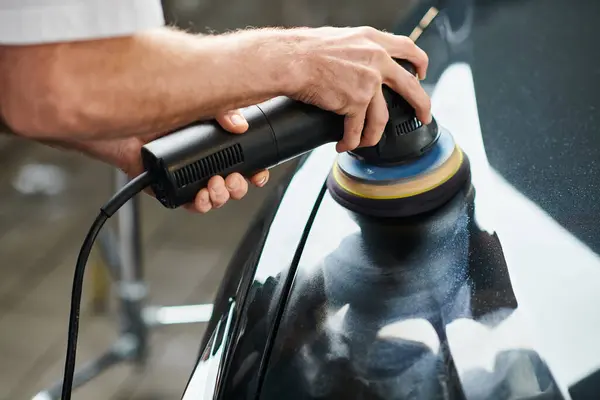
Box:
141, 97, 344, 208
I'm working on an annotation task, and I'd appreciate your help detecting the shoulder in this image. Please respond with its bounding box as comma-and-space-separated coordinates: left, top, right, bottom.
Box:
0, 0, 165, 45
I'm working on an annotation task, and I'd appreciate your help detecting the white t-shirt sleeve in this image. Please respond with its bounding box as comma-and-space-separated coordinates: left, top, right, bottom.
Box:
0, 0, 165, 45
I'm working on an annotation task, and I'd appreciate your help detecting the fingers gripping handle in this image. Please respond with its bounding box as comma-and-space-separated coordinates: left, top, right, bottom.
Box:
141, 97, 344, 209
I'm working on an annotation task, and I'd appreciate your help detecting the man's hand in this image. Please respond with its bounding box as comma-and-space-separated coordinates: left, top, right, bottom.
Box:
278, 26, 431, 153
51, 110, 268, 214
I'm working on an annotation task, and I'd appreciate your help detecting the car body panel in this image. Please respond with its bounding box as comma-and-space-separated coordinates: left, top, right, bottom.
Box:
176, 0, 600, 399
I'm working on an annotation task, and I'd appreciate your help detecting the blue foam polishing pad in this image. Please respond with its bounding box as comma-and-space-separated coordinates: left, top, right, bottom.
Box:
327, 127, 471, 217
337, 127, 456, 185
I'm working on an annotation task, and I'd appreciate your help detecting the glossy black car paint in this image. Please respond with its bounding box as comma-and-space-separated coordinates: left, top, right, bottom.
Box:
260, 183, 560, 400
180, 1, 600, 399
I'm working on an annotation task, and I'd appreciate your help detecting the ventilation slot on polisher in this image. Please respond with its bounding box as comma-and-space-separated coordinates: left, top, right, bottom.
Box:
173, 143, 244, 188
395, 117, 423, 136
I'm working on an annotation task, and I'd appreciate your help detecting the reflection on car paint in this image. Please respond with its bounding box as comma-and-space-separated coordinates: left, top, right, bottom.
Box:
182, 300, 235, 399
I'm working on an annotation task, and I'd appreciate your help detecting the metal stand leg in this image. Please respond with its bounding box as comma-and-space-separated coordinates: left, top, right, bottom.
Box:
115, 170, 149, 366
33, 171, 214, 400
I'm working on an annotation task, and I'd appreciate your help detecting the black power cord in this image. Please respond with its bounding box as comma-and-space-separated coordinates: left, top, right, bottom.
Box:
60, 172, 153, 400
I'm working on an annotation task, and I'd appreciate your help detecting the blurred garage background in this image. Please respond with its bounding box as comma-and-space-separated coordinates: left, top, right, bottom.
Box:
0, 1, 420, 399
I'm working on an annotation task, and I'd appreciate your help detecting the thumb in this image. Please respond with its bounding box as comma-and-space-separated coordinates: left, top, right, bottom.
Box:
216, 110, 249, 134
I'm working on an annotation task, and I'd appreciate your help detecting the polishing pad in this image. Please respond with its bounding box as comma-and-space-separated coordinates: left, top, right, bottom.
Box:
327, 127, 470, 218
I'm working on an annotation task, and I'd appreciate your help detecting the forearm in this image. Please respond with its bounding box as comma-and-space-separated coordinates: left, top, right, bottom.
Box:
0, 27, 299, 141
